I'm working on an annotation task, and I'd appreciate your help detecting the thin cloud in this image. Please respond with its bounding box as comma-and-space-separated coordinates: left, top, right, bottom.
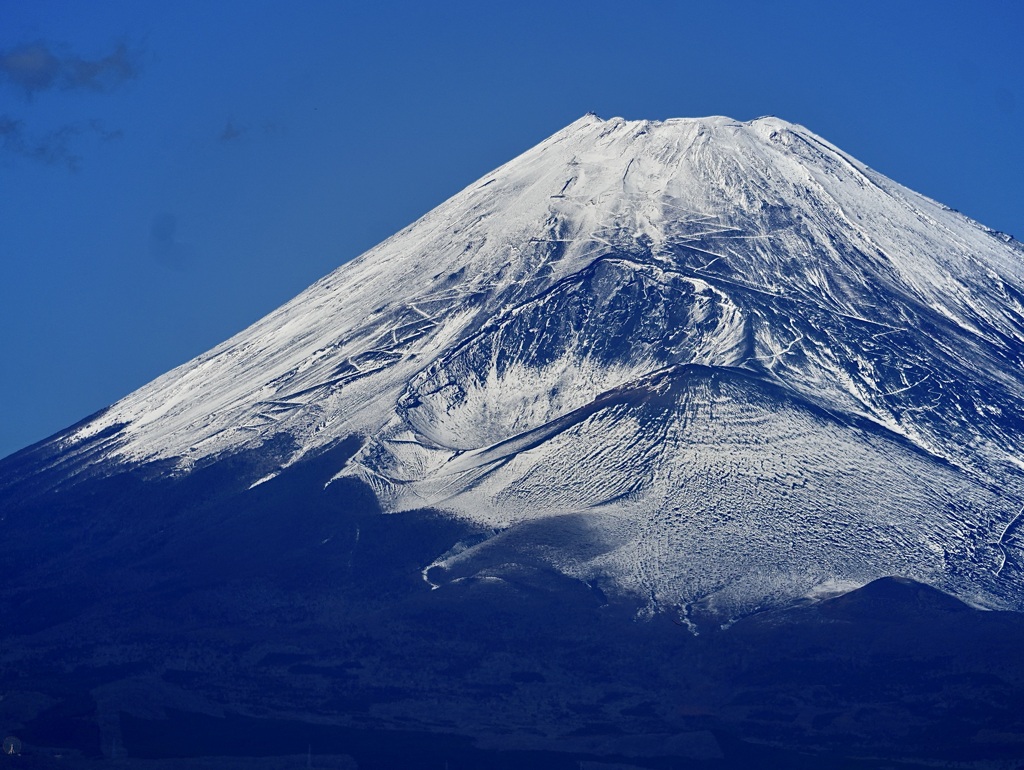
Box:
0, 43, 59, 93
150, 213, 196, 270
0, 114, 122, 170
0, 40, 135, 168
0, 41, 139, 97
0, 114, 78, 169
65, 43, 137, 91
220, 119, 245, 142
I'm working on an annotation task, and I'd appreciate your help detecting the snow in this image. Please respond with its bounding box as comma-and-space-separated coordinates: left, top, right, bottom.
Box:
55, 113, 1024, 615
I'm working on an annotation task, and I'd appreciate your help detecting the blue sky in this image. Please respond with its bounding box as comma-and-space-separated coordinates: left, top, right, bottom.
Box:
1, 0, 1022, 459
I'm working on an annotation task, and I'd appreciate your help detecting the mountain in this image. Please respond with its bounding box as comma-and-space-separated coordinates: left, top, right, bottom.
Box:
9, 113, 1024, 616
3, 114, 1024, 767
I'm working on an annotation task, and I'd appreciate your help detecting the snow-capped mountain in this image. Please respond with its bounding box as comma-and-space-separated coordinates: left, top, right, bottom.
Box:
10, 114, 1024, 619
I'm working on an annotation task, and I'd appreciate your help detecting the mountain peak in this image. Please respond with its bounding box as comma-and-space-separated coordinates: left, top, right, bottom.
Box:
559, 111, 808, 139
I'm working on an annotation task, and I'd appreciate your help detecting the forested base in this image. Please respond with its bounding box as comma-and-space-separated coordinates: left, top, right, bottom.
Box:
2, 442, 1023, 768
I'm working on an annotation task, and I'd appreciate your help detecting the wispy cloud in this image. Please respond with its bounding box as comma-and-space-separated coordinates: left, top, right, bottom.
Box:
219, 119, 245, 142
0, 40, 137, 168
0, 114, 122, 171
150, 213, 196, 269
0, 41, 139, 97
218, 119, 287, 144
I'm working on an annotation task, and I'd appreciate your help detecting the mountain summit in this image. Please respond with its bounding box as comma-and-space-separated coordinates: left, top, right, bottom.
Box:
7, 114, 1024, 618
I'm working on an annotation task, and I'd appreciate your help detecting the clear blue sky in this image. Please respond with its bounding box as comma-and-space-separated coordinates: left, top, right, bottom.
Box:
2, 0, 1022, 459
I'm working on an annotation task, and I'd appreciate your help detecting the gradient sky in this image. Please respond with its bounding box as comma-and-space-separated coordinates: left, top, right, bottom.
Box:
1, 0, 1022, 459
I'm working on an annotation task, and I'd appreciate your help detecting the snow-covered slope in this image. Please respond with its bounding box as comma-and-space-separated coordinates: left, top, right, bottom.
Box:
33, 114, 1024, 616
